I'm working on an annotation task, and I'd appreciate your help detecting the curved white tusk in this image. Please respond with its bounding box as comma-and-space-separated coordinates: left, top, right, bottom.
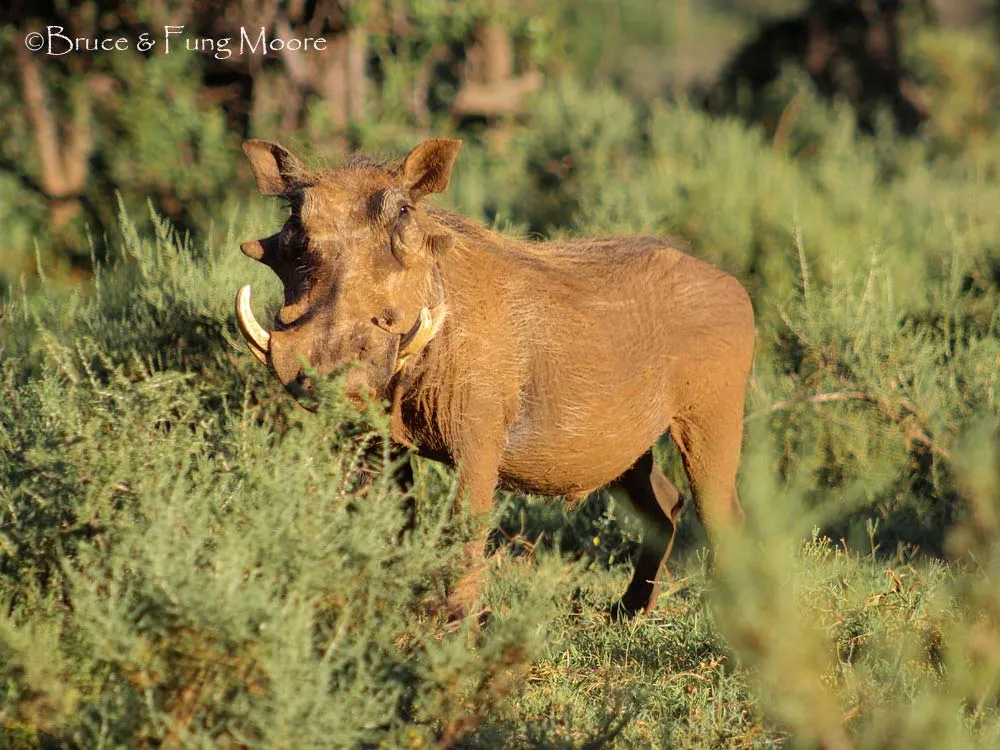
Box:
235, 285, 270, 365
394, 307, 433, 374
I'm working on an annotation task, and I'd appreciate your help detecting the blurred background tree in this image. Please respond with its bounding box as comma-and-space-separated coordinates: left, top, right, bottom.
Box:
1, 0, 996, 285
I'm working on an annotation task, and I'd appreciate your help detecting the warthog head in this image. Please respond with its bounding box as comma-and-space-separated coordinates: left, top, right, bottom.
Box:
236, 138, 462, 401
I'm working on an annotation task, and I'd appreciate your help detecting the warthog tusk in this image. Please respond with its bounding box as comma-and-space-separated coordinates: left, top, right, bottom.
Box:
395, 307, 433, 374
235, 285, 270, 365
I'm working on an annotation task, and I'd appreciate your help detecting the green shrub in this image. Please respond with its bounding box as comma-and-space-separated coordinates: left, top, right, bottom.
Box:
2, 58, 1000, 746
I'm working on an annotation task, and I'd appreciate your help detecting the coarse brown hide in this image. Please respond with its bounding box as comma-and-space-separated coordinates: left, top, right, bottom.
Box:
236, 137, 756, 619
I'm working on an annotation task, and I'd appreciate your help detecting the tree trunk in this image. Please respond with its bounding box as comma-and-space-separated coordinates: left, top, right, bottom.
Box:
15, 39, 92, 231
452, 22, 543, 119
347, 26, 367, 122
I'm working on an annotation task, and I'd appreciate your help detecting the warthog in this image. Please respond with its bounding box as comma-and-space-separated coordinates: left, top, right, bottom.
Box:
235, 138, 755, 618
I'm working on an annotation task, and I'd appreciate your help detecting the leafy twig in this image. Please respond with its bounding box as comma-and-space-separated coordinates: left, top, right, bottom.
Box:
749, 389, 952, 461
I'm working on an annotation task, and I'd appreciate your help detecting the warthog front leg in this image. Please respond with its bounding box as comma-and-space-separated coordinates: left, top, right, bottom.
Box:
447, 438, 502, 620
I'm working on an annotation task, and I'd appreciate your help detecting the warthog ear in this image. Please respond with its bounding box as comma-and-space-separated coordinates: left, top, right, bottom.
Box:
242, 140, 303, 196
399, 138, 463, 199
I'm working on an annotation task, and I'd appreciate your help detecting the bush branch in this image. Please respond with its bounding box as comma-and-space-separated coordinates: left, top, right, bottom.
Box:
749, 389, 952, 461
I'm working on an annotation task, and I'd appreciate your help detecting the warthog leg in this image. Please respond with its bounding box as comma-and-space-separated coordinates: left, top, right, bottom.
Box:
353, 439, 416, 542
670, 385, 747, 552
610, 450, 684, 619
446, 441, 502, 622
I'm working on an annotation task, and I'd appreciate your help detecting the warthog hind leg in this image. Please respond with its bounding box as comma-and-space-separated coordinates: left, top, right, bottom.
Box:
610, 449, 684, 619
670, 384, 747, 550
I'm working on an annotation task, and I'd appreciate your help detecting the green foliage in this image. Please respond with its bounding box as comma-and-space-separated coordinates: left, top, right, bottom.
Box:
3, 2, 1000, 746
905, 26, 1000, 154
0, 206, 558, 748
102, 52, 239, 226
488, 76, 642, 235
4, 91, 1000, 744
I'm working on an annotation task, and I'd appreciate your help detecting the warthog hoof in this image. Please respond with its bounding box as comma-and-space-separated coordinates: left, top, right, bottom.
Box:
608, 597, 646, 622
